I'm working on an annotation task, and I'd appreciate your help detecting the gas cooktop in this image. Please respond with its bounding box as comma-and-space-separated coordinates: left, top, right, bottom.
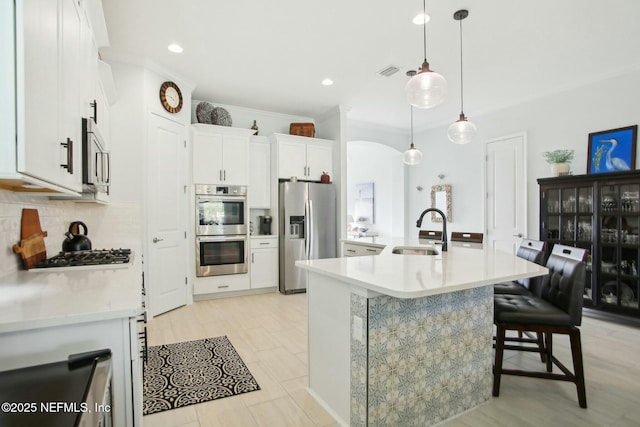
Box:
34, 248, 132, 269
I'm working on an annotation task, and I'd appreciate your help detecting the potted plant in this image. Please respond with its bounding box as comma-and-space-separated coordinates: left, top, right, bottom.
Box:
543, 149, 575, 176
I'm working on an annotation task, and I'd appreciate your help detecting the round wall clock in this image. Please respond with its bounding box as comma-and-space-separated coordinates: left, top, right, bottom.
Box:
159, 81, 183, 113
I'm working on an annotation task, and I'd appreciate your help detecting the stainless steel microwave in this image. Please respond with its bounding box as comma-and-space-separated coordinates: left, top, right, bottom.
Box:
82, 117, 110, 194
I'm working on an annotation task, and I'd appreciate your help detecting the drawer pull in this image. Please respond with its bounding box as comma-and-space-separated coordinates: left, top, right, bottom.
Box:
218, 285, 229, 289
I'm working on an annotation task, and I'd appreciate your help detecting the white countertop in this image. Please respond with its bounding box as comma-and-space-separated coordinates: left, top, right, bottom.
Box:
0, 258, 143, 333
298, 238, 548, 298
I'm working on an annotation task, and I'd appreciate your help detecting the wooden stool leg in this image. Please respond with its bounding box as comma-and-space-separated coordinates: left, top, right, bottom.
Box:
545, 332, 553, 372
570, 328, 587, 408
537, 332, 546, 363
493, 324, 506, 397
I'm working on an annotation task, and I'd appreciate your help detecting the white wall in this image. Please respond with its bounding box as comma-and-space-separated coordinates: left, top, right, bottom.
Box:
347, 141, 404, 238
407, 68, 640, 239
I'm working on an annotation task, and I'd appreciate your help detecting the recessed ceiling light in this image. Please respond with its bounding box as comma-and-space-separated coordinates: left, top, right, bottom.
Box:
167, 43, 183, 53
321, 78, 334, 86
412, 12, 431, 25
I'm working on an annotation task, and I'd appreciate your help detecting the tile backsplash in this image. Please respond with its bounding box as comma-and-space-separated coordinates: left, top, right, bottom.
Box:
0, 189, 142, 277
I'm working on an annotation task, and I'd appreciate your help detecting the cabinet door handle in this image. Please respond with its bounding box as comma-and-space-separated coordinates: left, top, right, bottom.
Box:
223, 170, 226, 181
219, 170, 223, 181
90, 99, 97, 124
252, 253, 255, 263
60, 138, 73, 174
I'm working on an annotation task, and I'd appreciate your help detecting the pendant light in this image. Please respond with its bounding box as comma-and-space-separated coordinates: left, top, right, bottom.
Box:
447, 9, 477, 145
404, 73, 423, 165
405, 0, 447, 109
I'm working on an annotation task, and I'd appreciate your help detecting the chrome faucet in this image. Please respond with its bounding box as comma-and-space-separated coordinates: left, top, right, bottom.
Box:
416, 208, 448, 251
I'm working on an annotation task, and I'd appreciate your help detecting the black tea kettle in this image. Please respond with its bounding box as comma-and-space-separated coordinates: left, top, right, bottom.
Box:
62, 221, 92, 252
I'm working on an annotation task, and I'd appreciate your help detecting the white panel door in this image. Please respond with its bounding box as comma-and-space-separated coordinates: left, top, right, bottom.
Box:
147, 113, 188, 316
485, 133, 527, 254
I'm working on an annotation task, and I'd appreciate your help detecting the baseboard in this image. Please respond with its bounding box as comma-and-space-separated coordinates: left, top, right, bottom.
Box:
583, 308, 640, 328
193, 287, 277, 301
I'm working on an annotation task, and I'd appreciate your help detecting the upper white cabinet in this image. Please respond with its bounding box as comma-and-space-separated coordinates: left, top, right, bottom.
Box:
192, 124, 254, 185
1, 0, 109, 195
273, 133, 333, 181
250, 136, 271, 208
17, 0, 84, 192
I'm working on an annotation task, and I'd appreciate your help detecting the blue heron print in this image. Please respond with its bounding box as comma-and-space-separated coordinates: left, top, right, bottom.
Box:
588, 126, 637, 174
600, 139, 630, 171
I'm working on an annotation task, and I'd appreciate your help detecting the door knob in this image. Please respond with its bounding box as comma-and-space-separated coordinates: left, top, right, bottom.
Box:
152, 237, 164, 243
512, 233, 523, 238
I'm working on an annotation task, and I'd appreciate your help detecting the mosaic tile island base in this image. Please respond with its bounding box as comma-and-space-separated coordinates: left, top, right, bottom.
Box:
299, 239, 548, 426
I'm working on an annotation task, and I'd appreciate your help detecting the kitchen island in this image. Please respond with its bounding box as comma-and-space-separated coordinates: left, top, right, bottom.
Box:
0, 259, 144, 426
296, 240, 548, 427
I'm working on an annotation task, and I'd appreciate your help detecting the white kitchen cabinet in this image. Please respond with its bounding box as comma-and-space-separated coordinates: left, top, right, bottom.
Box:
17, 0, 84, 192
193, 274, 251, 296
1, 0, 110, 194
273, 133, 333, 181
192, 124, 254, 185
250, 237, 278, 289
250, 137, 271, 208
342, 241, 384, 257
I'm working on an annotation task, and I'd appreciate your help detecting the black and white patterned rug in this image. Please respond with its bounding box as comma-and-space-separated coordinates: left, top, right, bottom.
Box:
143, 336, 260, 415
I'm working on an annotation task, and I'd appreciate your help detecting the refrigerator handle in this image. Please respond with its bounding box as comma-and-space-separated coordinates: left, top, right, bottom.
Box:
305, 200, 311, 258
308, 199, 314, 258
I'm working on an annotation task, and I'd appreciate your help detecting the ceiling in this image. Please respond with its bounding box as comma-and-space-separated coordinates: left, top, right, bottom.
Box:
102, 0, 640, 131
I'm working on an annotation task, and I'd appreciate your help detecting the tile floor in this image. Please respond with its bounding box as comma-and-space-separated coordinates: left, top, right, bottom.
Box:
143, 292, 640, 427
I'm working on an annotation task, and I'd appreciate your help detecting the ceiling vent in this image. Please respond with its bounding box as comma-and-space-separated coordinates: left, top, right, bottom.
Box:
376, 65, 400, 77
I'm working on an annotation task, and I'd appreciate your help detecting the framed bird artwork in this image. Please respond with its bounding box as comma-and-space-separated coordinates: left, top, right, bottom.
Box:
587, 125, 637, 174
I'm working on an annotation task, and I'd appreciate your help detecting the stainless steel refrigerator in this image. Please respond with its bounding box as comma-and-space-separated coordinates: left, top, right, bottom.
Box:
279, 182, 336, 294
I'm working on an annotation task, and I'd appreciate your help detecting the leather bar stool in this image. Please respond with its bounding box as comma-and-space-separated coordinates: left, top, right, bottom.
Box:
493, 244, 588, 408
418, 230, 442, 241
494, 239, 545, 296
450, 231, 483, 243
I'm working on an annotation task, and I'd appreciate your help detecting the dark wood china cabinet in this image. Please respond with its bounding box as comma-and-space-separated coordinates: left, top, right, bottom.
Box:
539, 170, 640, 319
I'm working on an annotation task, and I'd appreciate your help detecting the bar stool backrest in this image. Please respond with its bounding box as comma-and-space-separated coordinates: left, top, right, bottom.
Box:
450, 232, 483, 243
515, 239, 545, 293
540, 244, 588, 326
419, 230, 443, 241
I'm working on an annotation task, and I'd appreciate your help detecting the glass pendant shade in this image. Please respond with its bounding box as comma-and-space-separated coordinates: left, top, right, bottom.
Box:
447, 114, 477, 145
403, 143, 423, 165
405, 62, 447, 109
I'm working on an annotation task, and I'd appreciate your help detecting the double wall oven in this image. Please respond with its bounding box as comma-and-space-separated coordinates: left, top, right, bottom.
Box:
195, 184, 248, 277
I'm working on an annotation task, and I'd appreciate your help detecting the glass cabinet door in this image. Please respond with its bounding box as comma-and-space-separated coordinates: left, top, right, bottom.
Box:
599, 183, 640, 311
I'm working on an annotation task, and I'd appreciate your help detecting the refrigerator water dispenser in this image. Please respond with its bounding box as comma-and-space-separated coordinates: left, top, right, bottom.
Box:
289, 216, 305, 238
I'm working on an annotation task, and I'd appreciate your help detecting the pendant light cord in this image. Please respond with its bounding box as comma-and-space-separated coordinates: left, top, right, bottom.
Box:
422, 0, 427, 61
410, 106, 414, 145
458, 16, 464, 115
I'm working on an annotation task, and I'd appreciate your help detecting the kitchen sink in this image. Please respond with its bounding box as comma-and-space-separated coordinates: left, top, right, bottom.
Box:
391, 246, 439, 255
